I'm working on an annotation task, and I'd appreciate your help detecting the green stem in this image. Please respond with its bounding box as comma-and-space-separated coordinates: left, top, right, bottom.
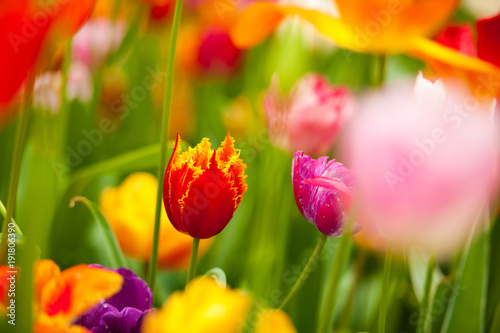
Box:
0, 76, 34, 263
187, 238, 200, 283
378, 247, 393, 333
146, 0, 184, 290
279, 233, 328, 309
374, 54, 386, 87
417, 256, 436, 333
317, 230, 351, 333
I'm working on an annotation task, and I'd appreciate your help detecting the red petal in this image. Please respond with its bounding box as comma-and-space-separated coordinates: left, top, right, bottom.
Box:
180, 152, 237, 238
434, 24, 477, 57
164, 133, 187, 233
477, 12, 500, 68
0, 0, 51, 105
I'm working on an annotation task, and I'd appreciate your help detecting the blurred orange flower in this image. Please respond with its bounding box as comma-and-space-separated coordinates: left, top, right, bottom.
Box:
100, 172, 212, 269
1, 260, 123, 333
230, 0, 496, 83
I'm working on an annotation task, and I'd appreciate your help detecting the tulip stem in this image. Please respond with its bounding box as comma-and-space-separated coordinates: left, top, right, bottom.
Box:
187, 238, 200, 283
374, 54, 386, 87
316, 230, 351, 333
0, 75, 34, 263
416, 255, 436, 333
146, 0, 184, 291
279, 233, 328, 309
378, 247, 393, 333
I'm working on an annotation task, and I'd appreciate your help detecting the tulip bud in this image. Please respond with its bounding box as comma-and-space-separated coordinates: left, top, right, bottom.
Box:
292, 151, 355, 237
163, 133, 247, 239
264, 73, 355, 156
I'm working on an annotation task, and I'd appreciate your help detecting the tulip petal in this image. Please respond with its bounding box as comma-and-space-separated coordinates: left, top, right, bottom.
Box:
40, 264, 123, 321
231, 3, 355, 50
180, 152, 237, 239
230, 2, 288, 49
0, 0, 51, 105
408, 36, 500, 98
304, 177, 353, 204
477, 12, 500, 69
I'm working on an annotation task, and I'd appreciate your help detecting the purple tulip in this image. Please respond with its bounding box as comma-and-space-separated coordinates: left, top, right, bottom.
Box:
75, 266, 153, 333
292, 151, 354, 237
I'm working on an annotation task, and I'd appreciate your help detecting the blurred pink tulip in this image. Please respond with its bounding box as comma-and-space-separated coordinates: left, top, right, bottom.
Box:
264, 73, 355, 156
72, 18, 126, 70
345, 73, 498, 256
33, 62, 92, 114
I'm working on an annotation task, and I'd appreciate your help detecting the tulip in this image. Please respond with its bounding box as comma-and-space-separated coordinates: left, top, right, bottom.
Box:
33, 63, 93, 114
0, 260, 123, 332
163, 133, 247, 239
100, 172, 212, 269
0, 0, 96, 108
292, 151, 354, 237
141, 276, 251, 333
254, 309, 297, 333
75, 266, 152, 333
345, 74, 498, 255
230, 1, 497, 87
424, 11, 500, 98
72, 18, 126, 71
264, 73, 355, 156
177, 22, 242, 77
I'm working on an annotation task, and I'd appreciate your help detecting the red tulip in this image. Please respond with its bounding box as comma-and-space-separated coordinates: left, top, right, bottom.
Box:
0, 0, 96, 108
163, 133, 247, 239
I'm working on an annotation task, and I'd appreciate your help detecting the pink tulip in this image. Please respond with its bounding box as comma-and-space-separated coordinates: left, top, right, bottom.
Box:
264, 73, 355, 156
345, 73, 498, 255
72, 18, 126, 70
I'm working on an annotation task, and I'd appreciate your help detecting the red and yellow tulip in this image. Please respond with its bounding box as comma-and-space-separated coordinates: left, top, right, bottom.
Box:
163, 133, 247, 239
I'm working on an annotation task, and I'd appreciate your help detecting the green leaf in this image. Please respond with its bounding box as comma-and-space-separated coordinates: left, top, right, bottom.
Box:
0, 199, 22, 235
440, 213, 490, 333
70, 196, 128, 269
408, 248, 443, 302
487, 213, 500, 331
204, 268, 227, 287
69, 144, 160, 188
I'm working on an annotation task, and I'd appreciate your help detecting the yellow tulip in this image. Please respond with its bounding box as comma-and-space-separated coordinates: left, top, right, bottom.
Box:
254, 309, 297, 333
100, 172, 212, 269
141, 276, 252, 333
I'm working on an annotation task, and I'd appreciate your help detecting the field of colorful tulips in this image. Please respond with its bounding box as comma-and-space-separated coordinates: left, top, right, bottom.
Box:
1, 0, 500, 332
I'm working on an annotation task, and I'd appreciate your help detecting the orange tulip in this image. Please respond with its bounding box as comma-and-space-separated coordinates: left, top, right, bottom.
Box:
230, 1, 496, 84
0, 260, 123, 333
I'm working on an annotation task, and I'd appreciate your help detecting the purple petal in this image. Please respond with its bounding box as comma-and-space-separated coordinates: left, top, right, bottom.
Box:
92, 307, 143, 333
75, 303, 118, 329
88, 265, 152, 311
106, 268, 152, 312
